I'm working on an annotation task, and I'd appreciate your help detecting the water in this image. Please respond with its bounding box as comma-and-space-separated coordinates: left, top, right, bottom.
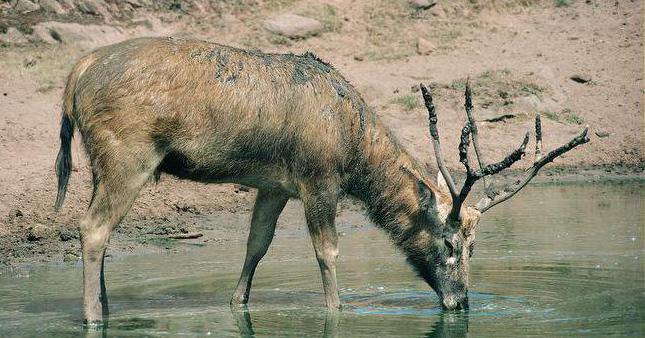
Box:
0, 182, 643, 337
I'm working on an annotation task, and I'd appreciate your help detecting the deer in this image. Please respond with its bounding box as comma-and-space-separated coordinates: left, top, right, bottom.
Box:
53, 37, 589, 326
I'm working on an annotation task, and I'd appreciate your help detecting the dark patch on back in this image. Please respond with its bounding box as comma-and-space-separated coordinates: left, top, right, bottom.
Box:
353, 98, 366, 132
208, 48, 229, 78
190, 49, 204, 59
331, 78, 347, 97
226, 74, 238, 84
292, 64, 310, 85
302, 51, 332, 73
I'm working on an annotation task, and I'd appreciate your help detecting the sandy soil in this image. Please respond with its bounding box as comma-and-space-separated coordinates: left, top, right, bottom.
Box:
0, 0, 642, 266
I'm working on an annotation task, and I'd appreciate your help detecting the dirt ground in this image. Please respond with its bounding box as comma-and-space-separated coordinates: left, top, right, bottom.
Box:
0, 0, 642, 266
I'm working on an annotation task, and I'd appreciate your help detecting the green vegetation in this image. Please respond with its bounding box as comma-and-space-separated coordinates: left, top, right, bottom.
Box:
298, 3, 343, 33
449, 69, 545, 104
391, 94, 420, 111
542, 109, 584, 125
555, 0, 573, 7
543, 111, 560, 122
564, 113, 584, 125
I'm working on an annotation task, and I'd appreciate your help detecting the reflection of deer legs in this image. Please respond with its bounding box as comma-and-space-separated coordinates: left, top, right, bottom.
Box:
323, 311, 340, 338
231, 189, 289, 306
230, 305, 340, 338
302, 183, 341, 310
231, 306, 256, 337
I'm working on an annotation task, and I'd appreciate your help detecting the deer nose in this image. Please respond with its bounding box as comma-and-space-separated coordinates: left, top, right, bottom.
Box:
442, 296, 469, 311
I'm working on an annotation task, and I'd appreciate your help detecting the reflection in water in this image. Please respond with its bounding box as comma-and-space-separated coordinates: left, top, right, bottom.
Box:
426, 312, 469, 338
231, 306, 468, 338
232, 306, 255, 338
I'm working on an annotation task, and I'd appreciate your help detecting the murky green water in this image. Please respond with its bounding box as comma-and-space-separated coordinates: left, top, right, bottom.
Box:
0, 182, 643, 337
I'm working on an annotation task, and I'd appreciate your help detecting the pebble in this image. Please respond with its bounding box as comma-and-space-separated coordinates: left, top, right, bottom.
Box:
570, 74, 592, 84
410, 0, 437, 10
264, 14, 323, 39
416, 37, 436, 55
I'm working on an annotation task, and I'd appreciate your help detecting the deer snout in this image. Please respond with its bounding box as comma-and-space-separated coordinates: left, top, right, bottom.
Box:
441, 295, 469, 311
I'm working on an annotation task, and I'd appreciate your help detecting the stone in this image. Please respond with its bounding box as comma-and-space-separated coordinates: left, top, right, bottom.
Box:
23, 57, 37, 68
78, 0, 99, 15
15, 0, 40, 14
513, 94, 561, 114
416, 37, 435, 55
59, 229, 78, 241
63, 252, 80, 262
40, 0, 67, 14
0, 27, 29, 45
264, 14, 323, 39
410, 0, 437, 10
570, 73, 592, 83
27, 224, 49, 241
595, 130, 610, 138
32, 21, 127, 48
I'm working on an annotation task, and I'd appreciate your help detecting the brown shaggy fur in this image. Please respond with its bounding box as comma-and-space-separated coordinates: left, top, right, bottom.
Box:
55, 37, 472, 324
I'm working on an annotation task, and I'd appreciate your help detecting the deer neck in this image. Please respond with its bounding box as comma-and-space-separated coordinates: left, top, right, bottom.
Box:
346, 127, 437, 245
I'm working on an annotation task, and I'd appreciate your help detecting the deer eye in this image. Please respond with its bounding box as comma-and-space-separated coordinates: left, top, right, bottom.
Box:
444, 239, 454, 257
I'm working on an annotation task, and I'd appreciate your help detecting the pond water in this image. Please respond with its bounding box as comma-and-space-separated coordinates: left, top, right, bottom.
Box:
0, 181, 643, 337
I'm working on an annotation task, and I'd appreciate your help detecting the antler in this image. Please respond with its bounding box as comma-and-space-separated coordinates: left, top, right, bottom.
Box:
420, 81, 590, 221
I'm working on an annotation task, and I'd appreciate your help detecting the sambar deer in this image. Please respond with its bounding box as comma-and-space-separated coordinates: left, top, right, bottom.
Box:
53, 37, 589, 325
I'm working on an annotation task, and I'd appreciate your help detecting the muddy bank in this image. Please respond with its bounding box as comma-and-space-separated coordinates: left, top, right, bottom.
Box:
0, 164, 642, 267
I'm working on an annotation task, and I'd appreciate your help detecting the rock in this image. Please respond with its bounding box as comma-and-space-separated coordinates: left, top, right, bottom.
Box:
15, 0, 40, 14
595, 130, 610, 138
264, 14, 323, 39
234, 184, 250, 193
32, 22, 127, 48
513, 94, 561, 114
353, 55, 364, 61
59, 229, 78, 241
410, 0, 437, 10
63, 252, 80, 262
27, 224, 48, 241
23, 57, 37, 68
77, 0, 99, 15
570, 74, 592, 83
40, 0, 67, 14
167, 232, 203, 240
0, 27, 29, 45
416, 37, 435, 55
477, 108, 518, 123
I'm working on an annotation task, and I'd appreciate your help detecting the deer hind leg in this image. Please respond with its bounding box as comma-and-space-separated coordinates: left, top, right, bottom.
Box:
301, 182, 341, 310
80, 142, 163, 326
231, 189, 289, 306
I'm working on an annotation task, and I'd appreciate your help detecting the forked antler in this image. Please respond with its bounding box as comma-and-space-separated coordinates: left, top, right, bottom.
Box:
420, 82, 590, 221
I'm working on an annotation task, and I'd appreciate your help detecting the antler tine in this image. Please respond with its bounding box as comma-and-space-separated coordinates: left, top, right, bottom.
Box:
464, 80, 489, 189
448, 122, 474, 220
421, 83, 459, 200
535, 114, 543, 162
476, 117, 590, 213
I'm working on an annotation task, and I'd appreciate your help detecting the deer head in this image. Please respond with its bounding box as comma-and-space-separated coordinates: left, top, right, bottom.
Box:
410, 81, 589, 310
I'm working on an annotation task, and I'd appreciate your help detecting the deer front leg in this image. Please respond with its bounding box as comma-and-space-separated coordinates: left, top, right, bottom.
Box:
301, 183, 341, 310
231, 189, 289, 306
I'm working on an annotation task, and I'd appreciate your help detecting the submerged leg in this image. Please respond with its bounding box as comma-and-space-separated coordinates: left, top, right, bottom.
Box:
302, 183, 341, 310
231, 189, 289, 306
80, 144, 163, 326
80, 180, 149, 326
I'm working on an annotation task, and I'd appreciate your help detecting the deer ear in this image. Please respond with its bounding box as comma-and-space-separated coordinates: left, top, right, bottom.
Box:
436, 171, 450, 195
417, 181, 437, 210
